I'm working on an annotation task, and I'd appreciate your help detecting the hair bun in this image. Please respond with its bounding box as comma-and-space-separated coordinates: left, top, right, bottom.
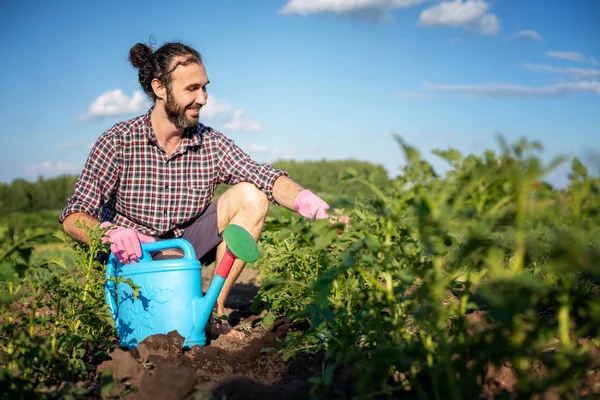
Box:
128, 43, 153, 69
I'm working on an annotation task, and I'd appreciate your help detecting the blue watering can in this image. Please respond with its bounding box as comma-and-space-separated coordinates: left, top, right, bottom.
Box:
105, 224, 259, 349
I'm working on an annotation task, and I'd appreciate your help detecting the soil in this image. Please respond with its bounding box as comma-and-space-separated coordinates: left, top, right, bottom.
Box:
93, 265, 323, 400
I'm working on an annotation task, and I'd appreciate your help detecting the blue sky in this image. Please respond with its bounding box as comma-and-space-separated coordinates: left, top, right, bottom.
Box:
1, 0, 598, 188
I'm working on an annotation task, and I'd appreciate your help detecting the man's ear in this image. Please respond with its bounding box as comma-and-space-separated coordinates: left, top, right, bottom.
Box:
151, 78, 166, 100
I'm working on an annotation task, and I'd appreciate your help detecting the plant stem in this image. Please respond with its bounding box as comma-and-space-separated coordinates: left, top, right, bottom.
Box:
512, 182, 527, 274
558, 291, 571, 348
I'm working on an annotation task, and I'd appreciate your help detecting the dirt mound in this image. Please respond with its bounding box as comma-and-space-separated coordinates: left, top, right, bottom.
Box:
96, 321, 316, 400
95, 265, 320, 400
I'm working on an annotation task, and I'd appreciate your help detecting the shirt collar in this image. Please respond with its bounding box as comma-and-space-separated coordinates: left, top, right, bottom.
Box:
182, 123, 204, 148
142, 107, 160, 147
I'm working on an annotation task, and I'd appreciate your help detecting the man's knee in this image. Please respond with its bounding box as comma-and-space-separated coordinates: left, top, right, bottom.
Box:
231, 182, 269, 214
219, 183, 269, 222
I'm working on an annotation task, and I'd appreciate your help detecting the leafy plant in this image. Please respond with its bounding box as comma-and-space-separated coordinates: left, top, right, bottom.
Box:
256, 136, 600, 399
0, 222, 115, 395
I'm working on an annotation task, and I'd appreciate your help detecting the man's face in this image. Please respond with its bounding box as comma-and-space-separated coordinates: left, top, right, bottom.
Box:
163, 58, 209, 129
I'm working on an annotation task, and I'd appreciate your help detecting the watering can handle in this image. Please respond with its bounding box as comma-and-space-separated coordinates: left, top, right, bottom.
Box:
138, 238, 198, 262
104, 238, 198, 323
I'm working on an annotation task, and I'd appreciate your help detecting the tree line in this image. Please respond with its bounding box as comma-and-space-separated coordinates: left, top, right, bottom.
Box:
0, 160, 391, 215
0, 175, 79, 215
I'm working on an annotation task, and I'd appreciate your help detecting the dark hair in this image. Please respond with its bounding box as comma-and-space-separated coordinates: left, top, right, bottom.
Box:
128, 41, 203, 101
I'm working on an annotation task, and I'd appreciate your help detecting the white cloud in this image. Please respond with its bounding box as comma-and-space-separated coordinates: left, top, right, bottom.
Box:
423, 80, 600, 98
546, 51, 599, 65
523, 63, 600, 79
395, 91, 435, 98
420, 0, 488, 25
26, 161, 81, 177
200, 95, 264, 133
477, 13, 499, 35
200, 95, 232, 120
514, 29, 543, 41
223, 110, 263, 132
419, 0, 499, 35
79, 90, 150, 120
281, 0, 424, 16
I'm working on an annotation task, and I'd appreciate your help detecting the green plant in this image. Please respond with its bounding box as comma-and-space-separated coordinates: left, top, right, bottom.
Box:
256, 136, 600, 399
0, 222, 115, 395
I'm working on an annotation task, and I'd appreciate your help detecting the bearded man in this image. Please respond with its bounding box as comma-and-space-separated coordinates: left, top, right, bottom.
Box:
59, 41, 344, 338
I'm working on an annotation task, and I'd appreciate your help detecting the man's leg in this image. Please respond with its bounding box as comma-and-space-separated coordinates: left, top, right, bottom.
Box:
213, 182, 269, 316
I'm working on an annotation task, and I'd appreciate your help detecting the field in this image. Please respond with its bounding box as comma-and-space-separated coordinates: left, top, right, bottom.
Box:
1, 137, 599, 399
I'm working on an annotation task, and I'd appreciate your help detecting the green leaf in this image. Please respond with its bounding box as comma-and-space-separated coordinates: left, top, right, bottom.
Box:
344, 167, 359, 178
260, 347, 278, 353
364, 233, 380, 252
433, 148, 463, 167
313, 227, 339, 251
100, 369, 116, 396
42, 255, 66, 269
0, 292, 15, 305
571, 157, 587, 179
393, 134, 420, 165
262, 311, 276, 327
0, 262, 16, 281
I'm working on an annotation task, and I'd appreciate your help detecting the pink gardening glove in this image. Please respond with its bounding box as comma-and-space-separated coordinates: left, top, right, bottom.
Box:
100, 222, 156, 264
294, 189, 330, 220
294, 190, 351, 225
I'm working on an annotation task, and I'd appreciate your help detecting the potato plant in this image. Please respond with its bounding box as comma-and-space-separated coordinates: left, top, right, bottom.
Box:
255, 136, 600, 399
0, 223, 116, 397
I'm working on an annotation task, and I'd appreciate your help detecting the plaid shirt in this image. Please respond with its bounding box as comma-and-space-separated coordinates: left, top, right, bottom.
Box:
59, 108, 288, 237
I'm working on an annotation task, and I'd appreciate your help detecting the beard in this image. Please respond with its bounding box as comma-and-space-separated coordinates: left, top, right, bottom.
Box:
164, 90, 199, 129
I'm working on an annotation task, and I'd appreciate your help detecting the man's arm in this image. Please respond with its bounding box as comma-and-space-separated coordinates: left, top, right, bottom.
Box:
212, 132, 330, 218
59, 130, 120, 244
272, 175, 305, 211
63, 211, 156, 265
62, 212, 101, 245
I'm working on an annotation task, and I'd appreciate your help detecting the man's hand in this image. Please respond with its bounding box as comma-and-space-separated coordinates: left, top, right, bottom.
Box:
294, 190, 351, 227
100, 222, 156, 264
294, 189, 330, 220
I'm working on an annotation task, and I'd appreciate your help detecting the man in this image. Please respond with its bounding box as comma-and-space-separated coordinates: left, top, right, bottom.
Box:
59, 41, 346, 338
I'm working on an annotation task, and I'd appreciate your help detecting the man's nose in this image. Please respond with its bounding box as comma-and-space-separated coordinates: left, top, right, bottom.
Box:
196, 91, 208, 106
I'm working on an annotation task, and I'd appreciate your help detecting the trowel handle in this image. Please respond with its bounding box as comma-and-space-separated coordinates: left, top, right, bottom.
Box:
138, 239, 198, 263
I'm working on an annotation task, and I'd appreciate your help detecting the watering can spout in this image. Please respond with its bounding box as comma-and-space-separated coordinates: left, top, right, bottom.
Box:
185, 225, 260, 349
186, 248, 237, 348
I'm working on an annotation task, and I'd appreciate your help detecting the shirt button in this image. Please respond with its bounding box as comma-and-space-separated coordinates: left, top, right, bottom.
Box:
163, 210, 168, 215
165, 185, 169, 190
